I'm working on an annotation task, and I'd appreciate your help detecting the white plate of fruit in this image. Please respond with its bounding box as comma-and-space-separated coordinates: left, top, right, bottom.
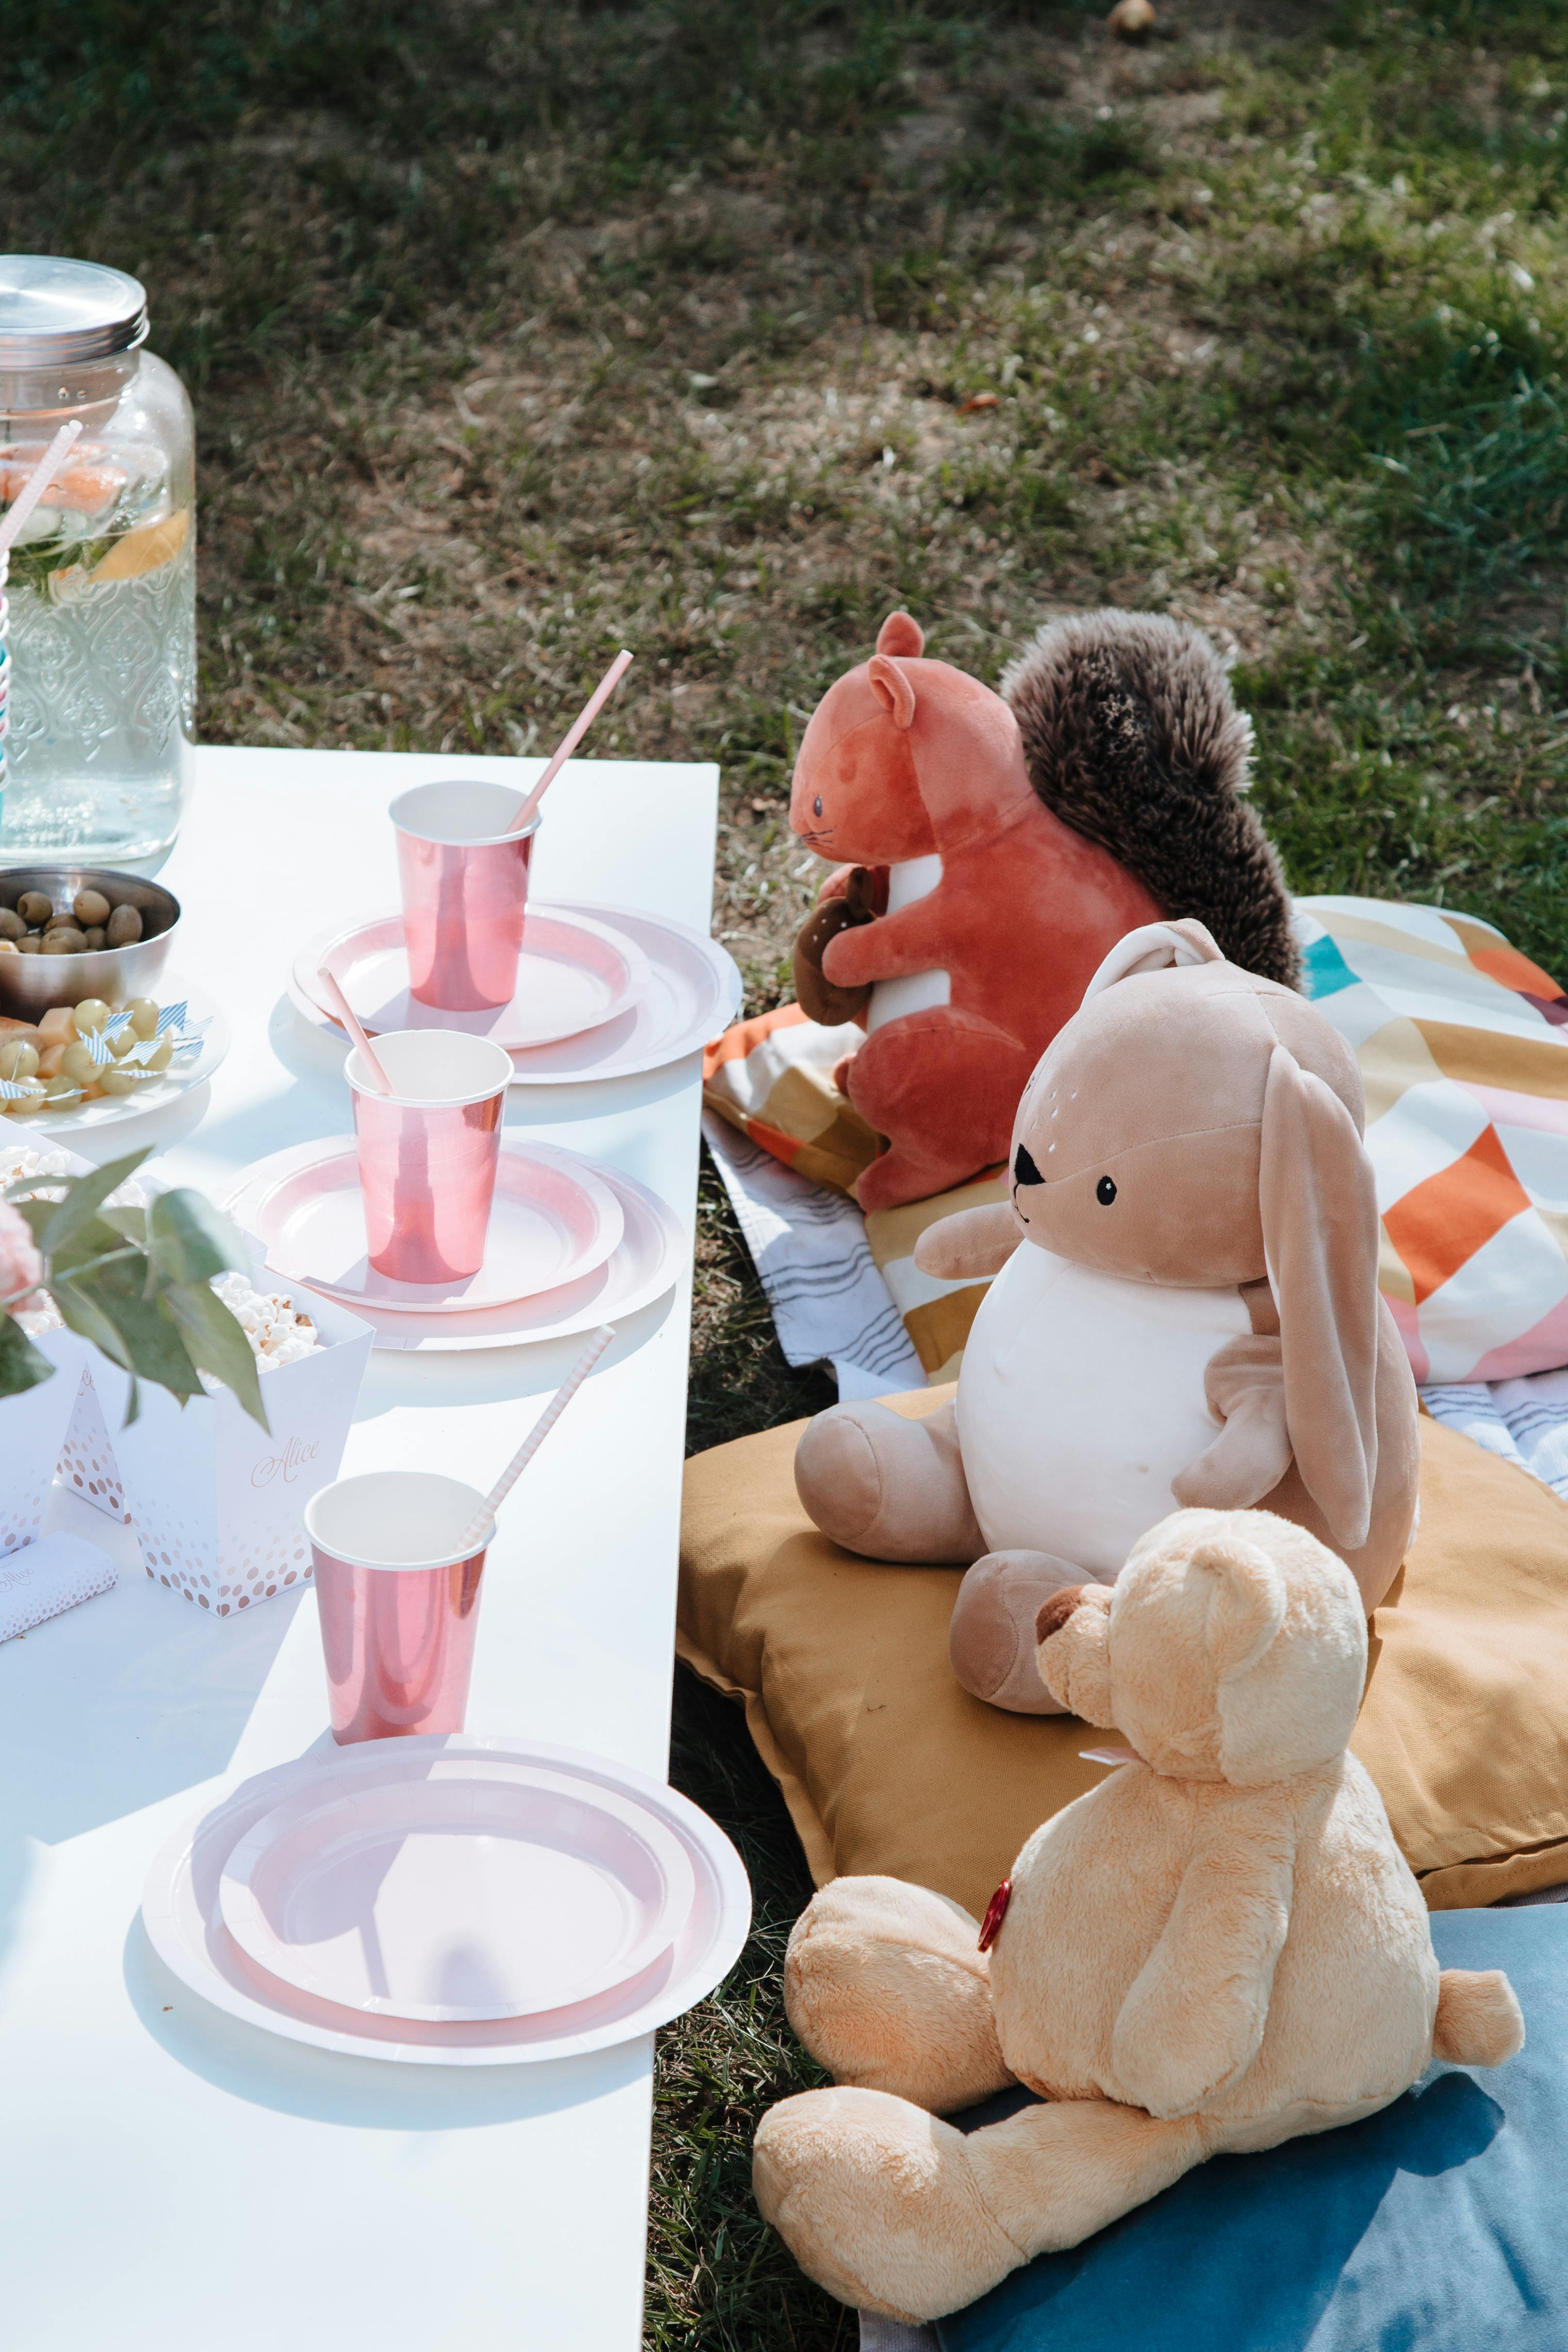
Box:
0, 980, 228, 1133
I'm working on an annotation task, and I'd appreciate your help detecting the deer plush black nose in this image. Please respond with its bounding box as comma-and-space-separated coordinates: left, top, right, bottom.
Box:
1013, 1143, 1044, 1187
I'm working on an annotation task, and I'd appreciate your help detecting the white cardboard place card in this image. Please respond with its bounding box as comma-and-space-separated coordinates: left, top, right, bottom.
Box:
55, 1359, 130, 1524
0, 1529, 117, 1642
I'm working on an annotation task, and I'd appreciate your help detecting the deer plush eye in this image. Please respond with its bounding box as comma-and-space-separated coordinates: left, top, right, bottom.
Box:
1096, 1176, 1117, 1206
813, 796, 823, 817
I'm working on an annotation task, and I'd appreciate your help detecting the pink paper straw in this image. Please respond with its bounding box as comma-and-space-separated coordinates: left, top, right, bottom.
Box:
318, 964, 395, 1095
0, 420, 84, 563
461, 1323, 616, 1547
508, 649, 633, 833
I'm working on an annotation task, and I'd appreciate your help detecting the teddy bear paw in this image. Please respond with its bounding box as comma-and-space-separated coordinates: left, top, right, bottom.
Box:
753, 2085, 1021, 2322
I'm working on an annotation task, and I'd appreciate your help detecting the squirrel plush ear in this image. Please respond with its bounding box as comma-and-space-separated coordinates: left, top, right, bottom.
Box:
876, 611, 925, 658
867, 653, 917, 731
1260, 1046, 1380, 1553
1081, 918, 1226, 1001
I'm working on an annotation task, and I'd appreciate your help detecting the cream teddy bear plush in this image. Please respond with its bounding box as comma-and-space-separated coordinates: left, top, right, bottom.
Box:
754, 1508, 1523, 2325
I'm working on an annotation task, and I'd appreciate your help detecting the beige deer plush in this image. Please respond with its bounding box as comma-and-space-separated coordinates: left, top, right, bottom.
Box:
754, 1509, 1524, 2324
793, 919, 1421, 1712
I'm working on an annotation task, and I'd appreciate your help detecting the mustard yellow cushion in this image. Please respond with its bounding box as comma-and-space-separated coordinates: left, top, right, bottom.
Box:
678, 1397, 1568, 1916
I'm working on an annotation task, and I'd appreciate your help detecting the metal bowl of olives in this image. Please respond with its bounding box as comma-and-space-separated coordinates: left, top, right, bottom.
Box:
0, 868, 180, 1017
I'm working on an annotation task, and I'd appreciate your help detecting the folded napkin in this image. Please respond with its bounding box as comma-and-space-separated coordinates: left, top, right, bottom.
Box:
0, 1529, 117, 1641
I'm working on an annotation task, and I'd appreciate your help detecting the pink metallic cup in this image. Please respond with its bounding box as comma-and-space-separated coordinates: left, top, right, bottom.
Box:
390, 779, 540, 1012
345, 1028, 513, 1285
306, 1470, 496, 1744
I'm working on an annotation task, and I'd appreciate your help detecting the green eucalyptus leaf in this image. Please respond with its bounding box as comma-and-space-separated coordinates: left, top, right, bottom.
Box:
100, 1204, 147, 1247
39, 1150, 152, 1258
77, 1258, 204, 1400
164, 1281, 269, 1431
10, 1199, 53, 1247
145, 1191, 248, 1296
49, 1275, 133, 1370
0, 1311, 55, 1399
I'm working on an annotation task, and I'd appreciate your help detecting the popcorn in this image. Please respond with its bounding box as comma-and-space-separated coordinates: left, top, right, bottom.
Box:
209, 1271, 323, 1375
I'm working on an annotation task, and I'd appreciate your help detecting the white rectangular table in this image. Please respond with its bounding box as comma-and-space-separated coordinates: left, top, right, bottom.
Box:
0, 745, 721, 2351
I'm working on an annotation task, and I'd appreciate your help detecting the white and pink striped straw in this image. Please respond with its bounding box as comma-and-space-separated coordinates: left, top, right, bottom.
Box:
0, 419, 85, 563
507, 648, 633, 834
460, 1323, 616, 1548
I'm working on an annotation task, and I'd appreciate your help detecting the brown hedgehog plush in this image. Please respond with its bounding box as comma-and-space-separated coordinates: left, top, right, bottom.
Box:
790, 607, 1295, 1211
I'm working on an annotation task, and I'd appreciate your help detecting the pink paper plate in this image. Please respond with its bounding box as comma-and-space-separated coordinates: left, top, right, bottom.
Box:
227, 1146, 681, 1352
301, 908, 652, 1051
289, 900, 741, 1087
246, 1137, 624, 1314
140, 1735, 752, 2067
218, 1751, 696, 2022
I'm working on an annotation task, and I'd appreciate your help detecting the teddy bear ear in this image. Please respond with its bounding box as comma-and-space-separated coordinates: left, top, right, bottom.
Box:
876, 610, 925, 658
1190, 1532, 1286, 1685
1081, 919, 1226, 1002
867, 653, 918, 731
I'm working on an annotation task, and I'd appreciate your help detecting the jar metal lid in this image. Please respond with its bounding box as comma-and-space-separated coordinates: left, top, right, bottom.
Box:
0, 256, 149, 371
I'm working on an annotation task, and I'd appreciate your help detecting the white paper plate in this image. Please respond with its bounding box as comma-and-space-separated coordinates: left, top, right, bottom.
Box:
244, 1137, 624, 1314
141, 1734, 752, 2066
298, 908, 652, 1051
289, 901, 741, 1086
22, 978, 229, 1137
219, 1750, 696, 2022
226, 1143, 682, 1352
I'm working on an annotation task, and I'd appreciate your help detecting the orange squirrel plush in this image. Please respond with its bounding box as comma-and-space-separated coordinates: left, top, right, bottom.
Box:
790, 608, 1294, 1213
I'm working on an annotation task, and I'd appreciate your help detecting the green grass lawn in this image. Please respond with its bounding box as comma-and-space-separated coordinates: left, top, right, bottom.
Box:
7, 0, 1566, 2341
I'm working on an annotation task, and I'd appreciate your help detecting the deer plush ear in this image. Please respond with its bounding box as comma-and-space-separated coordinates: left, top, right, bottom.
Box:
876, 611, 925, 658
1260, 1045, 1380, 1553
1081, 918, 1226, 1001
867, 652, 917, 731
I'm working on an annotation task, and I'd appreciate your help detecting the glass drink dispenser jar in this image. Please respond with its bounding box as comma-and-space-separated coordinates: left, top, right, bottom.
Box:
0, 256, 195, 867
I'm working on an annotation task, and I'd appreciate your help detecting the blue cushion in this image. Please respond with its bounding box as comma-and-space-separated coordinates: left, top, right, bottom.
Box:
937, 1909, 1565, 2352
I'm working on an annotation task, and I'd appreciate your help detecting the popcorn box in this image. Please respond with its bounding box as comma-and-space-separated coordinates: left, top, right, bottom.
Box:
91, 1265, 374, 1616
0, 1328, 89, 1557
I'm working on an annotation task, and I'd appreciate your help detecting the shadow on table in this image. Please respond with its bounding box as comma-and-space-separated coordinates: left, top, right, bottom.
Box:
126, 1912, 649, 2127
0, 1555, 302, 1851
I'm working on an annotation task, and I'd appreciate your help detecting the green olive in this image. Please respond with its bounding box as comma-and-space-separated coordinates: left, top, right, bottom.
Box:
81, 926, 106, 951
43, 1076, 82, 1109
59, 1042, 98, 1087
14, 936, 39, 956
73, 1000, 110, 1032
145, 1038, 174, 1073
106, 904, 142, 948
41, 928, 86, 955
16, 892, 53, 928
127, 996, 159, 1040
0, 1042, 39, 1082
73, 888, 111, 927
0, 909, 25, 942
96, 1066, 140, 1096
